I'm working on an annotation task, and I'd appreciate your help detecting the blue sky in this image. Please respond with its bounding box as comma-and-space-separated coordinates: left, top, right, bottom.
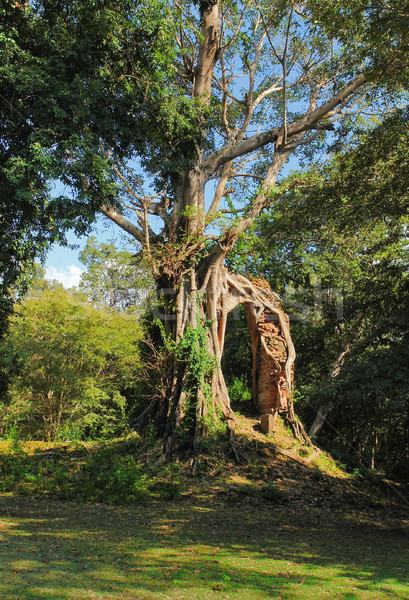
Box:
44, 217, 126, 288
45, 236, 87, 288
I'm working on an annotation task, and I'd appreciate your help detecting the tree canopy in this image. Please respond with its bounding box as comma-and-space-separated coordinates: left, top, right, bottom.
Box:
240, 108, 409, 469
0, 0, 183, 317
4, 284, 143, 440
2, 0, 407, 247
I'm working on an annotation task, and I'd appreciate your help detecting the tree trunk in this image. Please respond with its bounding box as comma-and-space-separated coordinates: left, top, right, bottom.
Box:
308, 404, 331, 438
146, 259, 308, 455
307, 345, 351, 438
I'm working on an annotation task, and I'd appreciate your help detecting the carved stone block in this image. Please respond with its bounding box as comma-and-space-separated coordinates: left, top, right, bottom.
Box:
260, 413, 275, 435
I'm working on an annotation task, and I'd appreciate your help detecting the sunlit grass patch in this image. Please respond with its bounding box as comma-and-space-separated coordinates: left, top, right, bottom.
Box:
0, 497, 407, 600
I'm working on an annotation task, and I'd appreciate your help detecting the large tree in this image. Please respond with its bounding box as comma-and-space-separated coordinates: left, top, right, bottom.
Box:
0, 0, 176, 318
2, 0, 408, 453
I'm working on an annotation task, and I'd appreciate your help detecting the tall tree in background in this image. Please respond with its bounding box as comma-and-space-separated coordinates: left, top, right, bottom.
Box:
246, 107, 409, 469
79, 237, 154, 312
1, 0, 408, 452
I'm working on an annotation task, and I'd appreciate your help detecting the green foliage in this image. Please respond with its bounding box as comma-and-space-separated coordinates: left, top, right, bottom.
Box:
222, 308, 251, 368
227, 377, 252, 406
159, 317, 218, 440
0, 425, 28, 492
80, 446, 149, 503
158, 319, 215, 386
4, 286, 143, 440
79, 444, 184, 503
173, 325, 215, 388
0, 0, 201, 208
0, 0, 199, 332
2, 0, 409, 457
2, 0, 406, 258
221, 306, 253, 408
247, 109, 409, 470
0, 436, 185, 503
306, 0, 409, 87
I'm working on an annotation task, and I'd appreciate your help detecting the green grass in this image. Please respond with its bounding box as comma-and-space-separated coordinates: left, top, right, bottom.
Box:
0, 496, 408, 600
0, 417, 408, 600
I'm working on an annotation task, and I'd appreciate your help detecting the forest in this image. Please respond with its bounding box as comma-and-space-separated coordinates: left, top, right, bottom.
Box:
0, 1, 409, 599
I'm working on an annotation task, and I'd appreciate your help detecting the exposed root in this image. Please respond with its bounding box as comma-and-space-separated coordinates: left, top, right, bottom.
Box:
285, 401, 314, 446
139, 264, 307, 454
229, 429, 241, 462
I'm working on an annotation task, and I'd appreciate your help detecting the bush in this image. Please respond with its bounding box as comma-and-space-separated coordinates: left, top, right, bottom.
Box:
227, 376, 252, 405
79, 446, 149, 503
5, 287, 143, 440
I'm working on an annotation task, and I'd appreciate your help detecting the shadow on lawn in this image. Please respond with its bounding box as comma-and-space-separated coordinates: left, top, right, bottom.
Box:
0, 496, 408, 600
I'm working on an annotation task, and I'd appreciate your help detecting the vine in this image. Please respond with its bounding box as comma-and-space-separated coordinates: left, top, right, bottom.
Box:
156, 318, 218, 444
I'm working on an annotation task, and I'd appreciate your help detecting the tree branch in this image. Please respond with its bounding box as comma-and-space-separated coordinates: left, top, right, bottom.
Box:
204, 72, 367, 174
99, 205, 144, 244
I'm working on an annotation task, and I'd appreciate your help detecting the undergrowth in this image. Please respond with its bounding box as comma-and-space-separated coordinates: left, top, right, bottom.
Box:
0, 426, 296, 506
0, 416, 404, 510
0, 433, 184, 503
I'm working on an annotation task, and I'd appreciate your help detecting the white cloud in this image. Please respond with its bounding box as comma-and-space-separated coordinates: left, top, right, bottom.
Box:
45, 265, 84, 288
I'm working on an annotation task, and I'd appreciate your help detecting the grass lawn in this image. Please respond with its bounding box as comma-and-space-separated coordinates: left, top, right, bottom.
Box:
0, 495, 408, 600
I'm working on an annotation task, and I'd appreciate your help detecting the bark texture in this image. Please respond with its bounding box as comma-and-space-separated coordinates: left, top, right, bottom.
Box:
146, 262, 309, 454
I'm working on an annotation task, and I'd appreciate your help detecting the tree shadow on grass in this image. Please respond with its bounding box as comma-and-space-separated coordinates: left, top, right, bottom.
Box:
0, 496, 408, 600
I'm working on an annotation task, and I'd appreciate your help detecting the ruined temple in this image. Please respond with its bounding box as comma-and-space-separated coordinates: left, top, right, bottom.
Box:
250, 309, 291, 415
219, 273, 294, 423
